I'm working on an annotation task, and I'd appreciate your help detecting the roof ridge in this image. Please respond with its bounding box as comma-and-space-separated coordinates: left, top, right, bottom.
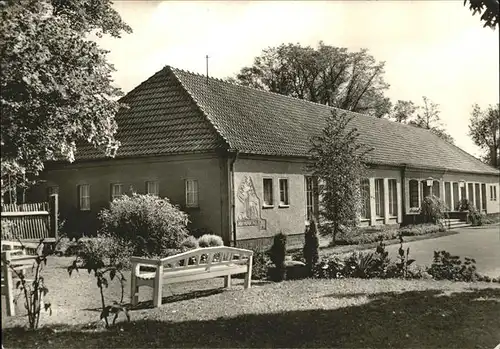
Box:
166, 66, 232, 149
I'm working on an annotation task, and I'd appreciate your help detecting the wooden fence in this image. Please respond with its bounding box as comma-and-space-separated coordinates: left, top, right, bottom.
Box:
1, 194, 58, 241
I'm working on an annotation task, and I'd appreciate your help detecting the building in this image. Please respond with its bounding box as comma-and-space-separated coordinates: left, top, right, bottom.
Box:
32, 66, 500, 246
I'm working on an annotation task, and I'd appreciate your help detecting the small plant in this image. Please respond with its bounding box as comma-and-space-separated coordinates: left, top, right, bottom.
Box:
303, 219, 319, 274
426, 250, 480, 282
394, 234, 416, 278
269, 232, 287, 281
68, 234, 132, 328
251, 250, 271, 280
180, 235, 199, 251
2, 237, 63, 330
420, 195, 446, 224
314, 256, 345, 279
468, 206, 484, 226
457, 198, 472, 212
197, 234, 224, 248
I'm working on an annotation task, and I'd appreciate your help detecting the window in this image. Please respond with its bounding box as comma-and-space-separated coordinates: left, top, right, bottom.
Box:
481, 184, 487, 210
279, 179, 289, 206
146, 181, 159, 196
110, 183, 123, 201
185, 179, 199, 208
360, 179, 370, 219
444, 182, 451, 210
388, 179, 397, 216
432, 181, 440, 198
452, 183, 459, 210
467, 183, 474, 202
263, 178, 273, 206
474, 183, 481, 210
420, 181, 431, 202
491, 185, 498, 201
374, 179, 384, 217
78, 184, 90, 211
409, 180, 419, 208
305, 176, 318, 220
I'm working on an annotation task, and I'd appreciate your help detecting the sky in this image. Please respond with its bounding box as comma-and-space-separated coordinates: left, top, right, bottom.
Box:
95, 0, 499, 157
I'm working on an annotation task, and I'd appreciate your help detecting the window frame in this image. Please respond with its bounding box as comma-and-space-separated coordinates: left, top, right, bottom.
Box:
110, 183, 123, 201
305, 176, 318, 220
409, 179, 419, 209
388, 179, 397, 217
278, 178, 289, 207
78, 184, 90, 211
185, 179, 199, 208
374, 178, 385, 218
146, 181, 159, 196
262, 178, 274, 207
360, 178, 371, 220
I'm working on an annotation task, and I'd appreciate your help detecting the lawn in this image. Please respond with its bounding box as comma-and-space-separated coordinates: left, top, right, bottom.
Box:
2, 256, 500, 348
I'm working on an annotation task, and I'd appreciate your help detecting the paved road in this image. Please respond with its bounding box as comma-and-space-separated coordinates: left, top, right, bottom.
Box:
377, 225, 500, 277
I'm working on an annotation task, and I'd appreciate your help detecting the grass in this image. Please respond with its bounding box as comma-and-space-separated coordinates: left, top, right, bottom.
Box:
2, 256, 500, 348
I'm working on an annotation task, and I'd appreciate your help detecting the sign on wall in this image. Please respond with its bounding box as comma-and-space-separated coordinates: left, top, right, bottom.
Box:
236, 175, 266, 230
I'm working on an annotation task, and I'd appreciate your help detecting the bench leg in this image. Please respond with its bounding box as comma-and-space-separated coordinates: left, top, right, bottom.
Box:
224, 275, 231, 289
152, 265, 163, 308
244, 256, 253, 289
130, 276, 139, 306
4, 264, 15, 316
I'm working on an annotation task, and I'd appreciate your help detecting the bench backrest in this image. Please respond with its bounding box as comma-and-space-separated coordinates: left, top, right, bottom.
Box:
131, 246, 253, 273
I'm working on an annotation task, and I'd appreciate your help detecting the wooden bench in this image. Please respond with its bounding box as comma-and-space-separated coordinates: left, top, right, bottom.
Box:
1, 241, 39, 316
130, 246, 254, 307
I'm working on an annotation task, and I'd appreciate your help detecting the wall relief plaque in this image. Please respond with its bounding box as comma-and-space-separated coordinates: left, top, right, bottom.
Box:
236, 175, 266, 230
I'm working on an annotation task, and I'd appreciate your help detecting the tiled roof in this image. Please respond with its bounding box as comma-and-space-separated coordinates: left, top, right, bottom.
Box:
77, 65, 499, 175
75, 68, 226, 160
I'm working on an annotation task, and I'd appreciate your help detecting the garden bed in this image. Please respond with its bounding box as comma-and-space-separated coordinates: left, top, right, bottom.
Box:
2, 256, 499, 349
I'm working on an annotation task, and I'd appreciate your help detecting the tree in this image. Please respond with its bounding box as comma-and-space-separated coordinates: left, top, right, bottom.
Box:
401, 96, 455, 144
1, 0, 132, 200
230, 42, 392, 118
464, 0, 499, 29
468, 103, 500, 168
391, 100, 417, 123
309, 109, 372, 245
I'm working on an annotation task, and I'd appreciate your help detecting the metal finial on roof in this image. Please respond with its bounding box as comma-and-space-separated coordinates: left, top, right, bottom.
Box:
205, 55, 209, 85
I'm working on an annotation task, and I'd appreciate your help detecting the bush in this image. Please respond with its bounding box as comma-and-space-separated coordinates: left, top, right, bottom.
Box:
269, 233, 287, 268
420, 195, 446, 224
75, 234, 135, 270
457, 198, 472, 212
197, 234, 224, 247
1, 220, 16, 240
426, 250, 480, 282
303, 220, 319, 272
251, 251, 271, 280
180, 235, 199, 251
98, 193, 189, 257
398, 223, 444, 236
468, 207, 484, 226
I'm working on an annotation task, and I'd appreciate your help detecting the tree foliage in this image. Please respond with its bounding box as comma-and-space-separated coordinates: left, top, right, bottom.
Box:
390, 96, 454, 144
464, 0, 499, 29
309, 109, 372, 245
0, 0, 132, 197
230, 42, 391, 118
468, 103, 500, 168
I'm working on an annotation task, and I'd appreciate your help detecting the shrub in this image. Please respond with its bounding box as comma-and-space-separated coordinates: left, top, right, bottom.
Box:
426, 250, 480, 282
303, 220, 319, 272
269, 233, 287, 268
399, 223, 443, 236
251, 251, 271, 280
180, 235, 199, 251
98, 193, 189, 257
197, 234, 224, 247
75, 234, 135, 270
1, 220, 16, 240
468, 207, 484, 226
420, 195, 446, 224
457, 198, 472, 212
314, 256, 345, 279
